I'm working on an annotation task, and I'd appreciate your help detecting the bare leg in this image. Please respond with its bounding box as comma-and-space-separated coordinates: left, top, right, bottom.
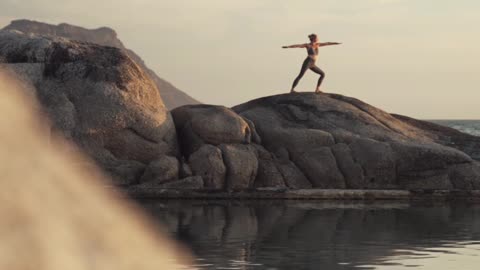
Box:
310, 65, 325, 94
291, 58, 311, 93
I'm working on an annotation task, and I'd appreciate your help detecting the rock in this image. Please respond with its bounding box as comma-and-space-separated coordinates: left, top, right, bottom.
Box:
172, 105, 252, 156
3, 19, 199, 109
265, 128, 335, 154
276, 160, 312, 189
330, 143, 365, 189
242, 117, 262, 144
219, 144, 259, 190
255, 159, 286, 188
0, 30, 178, 185
292, 147, 346, 188
139, 156, 179, 184
399, 170, 453, 190
189, 144, 226, 189
348, 138, 397, 188
391, 141, 473, 189
105, 160, 146, 186
393, 114, 480, 161
4, 27, 480, 191
251, 144, 285, 188
159, 176, 204, 189
233, 93, 480, 190
392, 141, 472, 173
0, 70, 188, 269
448, 163, 480, 190
179, 161, 193, 178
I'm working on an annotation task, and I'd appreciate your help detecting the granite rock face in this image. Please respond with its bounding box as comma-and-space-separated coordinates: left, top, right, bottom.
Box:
172, 105, 252, 156
3, 19, 199, 109
166, 92, 480, 190
188, 144, 226, 189
231, 93, 480, 190
0, 30, 178, 185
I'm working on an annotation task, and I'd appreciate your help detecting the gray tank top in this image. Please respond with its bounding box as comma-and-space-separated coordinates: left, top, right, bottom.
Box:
307, 44, 318, 56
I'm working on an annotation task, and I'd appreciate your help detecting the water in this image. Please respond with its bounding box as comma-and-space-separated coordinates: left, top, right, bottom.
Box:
140, 120, 480, 269
430, 120, 480, 136
142, 201, 480, 270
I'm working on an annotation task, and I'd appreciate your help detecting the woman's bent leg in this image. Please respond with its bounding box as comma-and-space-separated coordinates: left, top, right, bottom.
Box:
310, 65, 325, 92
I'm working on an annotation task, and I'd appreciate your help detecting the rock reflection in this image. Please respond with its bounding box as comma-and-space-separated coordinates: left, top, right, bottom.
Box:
142, 201, 480, 270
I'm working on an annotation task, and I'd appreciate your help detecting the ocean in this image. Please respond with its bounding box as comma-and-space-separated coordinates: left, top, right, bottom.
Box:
431, 120, 480, 136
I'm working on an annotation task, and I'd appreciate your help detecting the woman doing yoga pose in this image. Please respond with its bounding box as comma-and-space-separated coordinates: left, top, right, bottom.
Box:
282, 34, 341, 93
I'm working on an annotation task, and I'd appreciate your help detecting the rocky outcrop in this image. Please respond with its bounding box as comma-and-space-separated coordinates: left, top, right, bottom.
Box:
2, 27, 480, 191
231, 93, 480, 190
393, 114, 480, 160
169, 94, 480, 190
0, 30, 178, 185
2, 19, 200, 109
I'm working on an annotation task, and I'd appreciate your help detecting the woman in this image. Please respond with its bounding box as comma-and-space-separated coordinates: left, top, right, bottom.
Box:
282, 34, 341, 93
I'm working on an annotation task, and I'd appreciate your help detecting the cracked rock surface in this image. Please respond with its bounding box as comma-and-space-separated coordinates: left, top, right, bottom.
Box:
231, 93, 480, 190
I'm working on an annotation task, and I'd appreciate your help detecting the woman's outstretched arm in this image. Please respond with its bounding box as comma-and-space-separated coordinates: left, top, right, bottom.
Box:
282, 43, 308, 49
317, 42, 342, 47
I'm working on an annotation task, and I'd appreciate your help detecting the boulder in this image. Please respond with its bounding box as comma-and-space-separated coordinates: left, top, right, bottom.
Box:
139, 156, 179, 184
251, 144, 285, 188
233, 93, 480, 190
188, 144, 226, 189
348, 138, 397, 188
172, 105, 252, 156
448, 163, 480, 190
158, 176, 204, 189
219, 144, 259, 190
254, 158, 285, 188
330, 143, 365, 189
0, 30, 178, 185
105, 160, 146, 186
3, 19, 199, 109
292, 147, 346, 188
276, 160, 312, 189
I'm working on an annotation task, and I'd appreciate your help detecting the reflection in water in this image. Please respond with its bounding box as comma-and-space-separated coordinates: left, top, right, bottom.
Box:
141, 201, 480, 270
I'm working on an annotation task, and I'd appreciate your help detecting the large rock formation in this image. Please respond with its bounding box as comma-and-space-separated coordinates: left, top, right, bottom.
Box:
0, 30, 178, 185
0, 70, 189, 270
2, 26, 480, 191
232, 93, 480, 190
169, 93, 480, 191
2, 19, 200, 109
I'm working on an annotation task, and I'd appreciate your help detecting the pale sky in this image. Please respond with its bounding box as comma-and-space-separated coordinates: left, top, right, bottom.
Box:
1, 0, 479, 119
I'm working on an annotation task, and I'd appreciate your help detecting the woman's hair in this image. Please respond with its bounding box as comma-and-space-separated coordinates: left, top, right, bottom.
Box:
308, 34, 317, 41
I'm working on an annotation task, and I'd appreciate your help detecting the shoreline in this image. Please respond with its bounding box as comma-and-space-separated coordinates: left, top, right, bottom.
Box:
123, 188, 480, 202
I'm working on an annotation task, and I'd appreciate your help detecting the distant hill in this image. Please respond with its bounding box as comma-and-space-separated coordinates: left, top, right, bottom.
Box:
3, 19, 200, 109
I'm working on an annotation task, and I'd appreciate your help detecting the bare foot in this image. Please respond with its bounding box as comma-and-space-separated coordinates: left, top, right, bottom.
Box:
290, 89, 297, 93
315, 89, 323, 94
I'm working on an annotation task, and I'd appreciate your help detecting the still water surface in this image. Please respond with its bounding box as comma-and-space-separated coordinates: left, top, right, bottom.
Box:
141, 201, 480, 269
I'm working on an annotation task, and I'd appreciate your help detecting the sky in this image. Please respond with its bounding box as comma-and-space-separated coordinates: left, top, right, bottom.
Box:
1, 0, 479, 119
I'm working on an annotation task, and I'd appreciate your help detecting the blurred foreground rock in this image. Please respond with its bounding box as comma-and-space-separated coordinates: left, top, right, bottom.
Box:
0, 71, 189, 269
